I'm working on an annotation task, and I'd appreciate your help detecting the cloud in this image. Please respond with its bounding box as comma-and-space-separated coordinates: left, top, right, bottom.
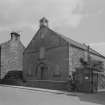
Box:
90, 42, 105, 56
0, 0, 84, 29
0, 0, 84, 46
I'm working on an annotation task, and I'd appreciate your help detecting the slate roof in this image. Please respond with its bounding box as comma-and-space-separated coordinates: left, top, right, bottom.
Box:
46, 26, 105, 59
24, 25, 105, 59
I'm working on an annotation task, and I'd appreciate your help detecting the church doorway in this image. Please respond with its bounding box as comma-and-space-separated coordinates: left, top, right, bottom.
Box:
36, 63, 48, 80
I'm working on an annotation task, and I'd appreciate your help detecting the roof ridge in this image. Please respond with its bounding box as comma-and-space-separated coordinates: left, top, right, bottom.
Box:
46, 27, 105, 58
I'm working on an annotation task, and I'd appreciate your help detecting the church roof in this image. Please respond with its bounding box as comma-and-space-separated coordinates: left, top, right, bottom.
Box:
46, 26, 105, 59
25, 24, 105, 59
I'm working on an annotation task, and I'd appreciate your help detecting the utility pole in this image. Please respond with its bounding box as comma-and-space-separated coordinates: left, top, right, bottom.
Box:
87, 45, 93, 93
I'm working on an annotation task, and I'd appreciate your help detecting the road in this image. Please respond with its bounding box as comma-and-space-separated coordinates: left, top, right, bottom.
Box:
0, 85, 105, 105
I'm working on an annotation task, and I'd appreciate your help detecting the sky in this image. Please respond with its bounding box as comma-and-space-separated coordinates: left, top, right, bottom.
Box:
0, 0, 105, 55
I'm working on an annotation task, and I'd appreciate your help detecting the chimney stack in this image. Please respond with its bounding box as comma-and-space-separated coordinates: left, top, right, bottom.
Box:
39, 17, 48, 27
10, 32, 20, 40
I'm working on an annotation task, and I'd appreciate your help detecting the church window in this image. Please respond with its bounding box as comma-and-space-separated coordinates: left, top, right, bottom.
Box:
39, 47, 45, 59
41, 34, 45, 39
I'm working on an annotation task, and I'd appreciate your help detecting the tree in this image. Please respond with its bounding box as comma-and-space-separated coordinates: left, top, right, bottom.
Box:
80, 58, 104, 72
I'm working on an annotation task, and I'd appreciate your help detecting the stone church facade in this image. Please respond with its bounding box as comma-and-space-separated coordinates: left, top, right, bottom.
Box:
0, 32, 25, 79
23, 18, 105, 91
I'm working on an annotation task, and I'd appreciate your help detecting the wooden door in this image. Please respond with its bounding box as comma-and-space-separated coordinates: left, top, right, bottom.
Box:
37, 63, 48, 80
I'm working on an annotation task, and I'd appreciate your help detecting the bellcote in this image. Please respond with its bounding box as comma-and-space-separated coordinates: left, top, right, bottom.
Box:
39, 17, 48, 27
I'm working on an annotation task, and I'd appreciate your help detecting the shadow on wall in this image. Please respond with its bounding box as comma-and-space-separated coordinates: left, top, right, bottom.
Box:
0, 70, 26, 86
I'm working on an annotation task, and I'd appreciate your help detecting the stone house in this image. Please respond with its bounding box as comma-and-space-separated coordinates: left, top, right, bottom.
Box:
0, 32, 25, 79
23, 17, 105, 92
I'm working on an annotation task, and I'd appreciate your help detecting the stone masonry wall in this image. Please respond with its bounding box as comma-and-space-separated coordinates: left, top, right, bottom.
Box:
23, 26, 69, 82
69, 45, 85, 73
1, 39, 25, 79
24, 46, 69, 81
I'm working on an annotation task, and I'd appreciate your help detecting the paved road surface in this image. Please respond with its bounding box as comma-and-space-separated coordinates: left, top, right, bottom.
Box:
0, 85, 105, 105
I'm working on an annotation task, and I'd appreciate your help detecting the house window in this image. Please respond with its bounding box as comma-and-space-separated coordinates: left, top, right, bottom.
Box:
39, 47, 45, 59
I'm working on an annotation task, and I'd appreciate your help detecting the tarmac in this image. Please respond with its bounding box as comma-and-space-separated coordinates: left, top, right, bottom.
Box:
0, 84, 105, 105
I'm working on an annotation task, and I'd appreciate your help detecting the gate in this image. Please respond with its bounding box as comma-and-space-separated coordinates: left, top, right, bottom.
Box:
75, 68, 98, 93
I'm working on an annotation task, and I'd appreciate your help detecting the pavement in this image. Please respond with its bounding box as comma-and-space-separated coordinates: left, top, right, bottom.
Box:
0, 85, 105, 105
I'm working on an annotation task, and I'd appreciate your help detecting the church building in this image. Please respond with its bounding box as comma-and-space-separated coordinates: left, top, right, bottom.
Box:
23, 18, 105, 92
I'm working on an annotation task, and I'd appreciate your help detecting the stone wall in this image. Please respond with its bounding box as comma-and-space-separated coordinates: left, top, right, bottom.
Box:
23, 46, 69, 81
69, 45, 105, 73
1, 38, 25, 79
90, 54, 105, 90
25, 80, 67, 90
69, 45, 105, 92
23, 26, 69, 82
69, 45, 85, 73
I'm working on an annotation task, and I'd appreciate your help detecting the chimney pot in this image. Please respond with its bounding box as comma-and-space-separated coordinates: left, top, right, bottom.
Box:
10, 32, 20, 40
